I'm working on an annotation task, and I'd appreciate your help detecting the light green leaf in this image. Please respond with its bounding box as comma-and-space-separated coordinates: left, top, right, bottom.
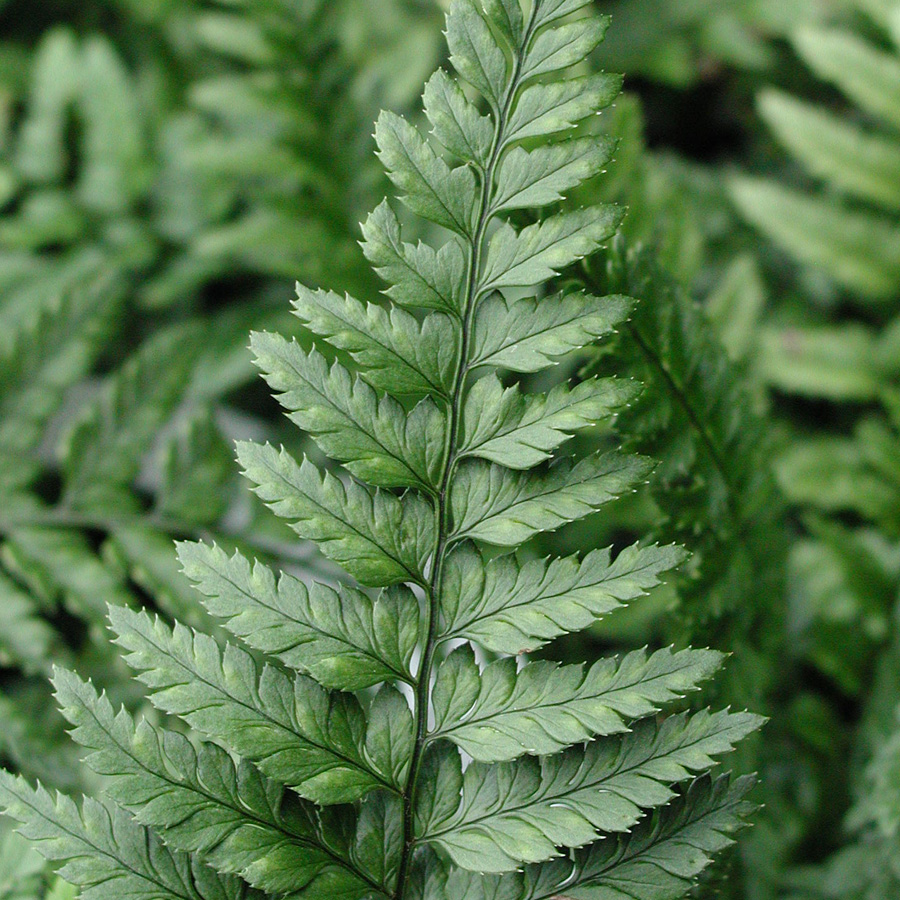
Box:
759, 88, 900, 211
758, 323, 883, 400
431, 646, 724, 762
61, 324, 202, 510
178, 542, 419, 690
2, 526, 132, 622
449, 453, 652, 546
705, 254, 766, 361
252, 332, 447, 490
793, 26, 900, 130
366, 686, 415, 788
361, 201, 468, 314
108, 605, 394, 804
446, 0, 509, 108
504, 73, 622, 145
237, 441, 435, 587
422, 68, 493, 166
413, 745, 465, 840
0, 772, 258, 900
470, 291, 631, 372
520, 17, 610, 81
449, 774, 756, 900
292, 282, 458, 395
730, 174, 900, 300
423, 710, 762, 872
440, 541, 686, 653
481, 207, 623, 292
109, 523, 217, 631
532, 0, 594, 28
460, 375, 637, 468
52, 669, 378, 899
0, 826, 46, 900
492, 138, 615, 213
0, 276, 121, 460
158, 407, 233, 527
484, 0, 525, 49
76, 36, 146, 214
376, 112, 477, 235
15, 29, 80, 184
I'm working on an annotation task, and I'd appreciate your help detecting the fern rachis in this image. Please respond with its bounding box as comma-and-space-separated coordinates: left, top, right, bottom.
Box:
0, 2, 761, 898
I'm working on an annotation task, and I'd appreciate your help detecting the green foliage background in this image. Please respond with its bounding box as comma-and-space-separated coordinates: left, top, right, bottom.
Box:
0, 0, 898, 898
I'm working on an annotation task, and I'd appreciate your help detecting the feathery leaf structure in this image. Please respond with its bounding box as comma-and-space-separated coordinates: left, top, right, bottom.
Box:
580, 242, 787, 710
731, 11, 900, 301
0, 3, 760, 898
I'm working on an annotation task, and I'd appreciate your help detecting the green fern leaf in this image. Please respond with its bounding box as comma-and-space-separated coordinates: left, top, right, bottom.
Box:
481, 208, 622, 291
440, 541, 688, 653
0, 4, 759, 898
0, 825, 47, 900
731, 18, 900, 299
438, 773, 756, 899
459, 375, 637, 469
291, 284, 458, 396
469, 290, 631, 372
730, 175, 900, 301
177, 542, 418, 690
0, 773, 259, 900
582, 243, 788, 678
430, 646, 724, 761
375, 111, 478, 236
758, 88, 900, 210
0, 277, 120, 469
108, 605, 403, 803
793, 26, 900, 130
252, 333, 446, 491
491, 138, 616, 212
51, 669, 381, 899
449, 452, 652, 546
421, 69, 493, 166
422, 710, 761, 872
236, 441, 435, 587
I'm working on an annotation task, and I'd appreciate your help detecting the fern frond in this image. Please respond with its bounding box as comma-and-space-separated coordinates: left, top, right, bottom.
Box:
440, 541, 688, 653
177, 541, 419, 691
423, 710, 759, 872
51, 669, 382, 898
582, 243, 787, 660
429, 645, 725, 761
236, 441, 435, 587
1, 3, 759, 898
731, 17, 900, 300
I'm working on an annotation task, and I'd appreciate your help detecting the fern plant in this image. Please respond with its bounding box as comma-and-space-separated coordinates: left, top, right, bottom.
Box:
582, 242, 785, 664
0, 2, 761, 897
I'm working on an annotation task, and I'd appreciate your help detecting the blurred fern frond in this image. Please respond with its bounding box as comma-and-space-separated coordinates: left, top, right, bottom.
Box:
731, 4, 900, 301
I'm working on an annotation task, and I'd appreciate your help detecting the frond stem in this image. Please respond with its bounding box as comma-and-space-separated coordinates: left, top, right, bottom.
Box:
393, 10, 541, 896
